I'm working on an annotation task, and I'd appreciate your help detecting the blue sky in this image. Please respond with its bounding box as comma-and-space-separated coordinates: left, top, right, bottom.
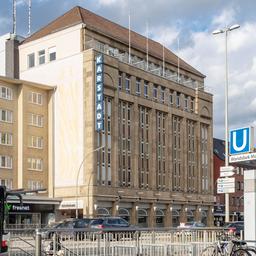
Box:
1, 0, 256, 139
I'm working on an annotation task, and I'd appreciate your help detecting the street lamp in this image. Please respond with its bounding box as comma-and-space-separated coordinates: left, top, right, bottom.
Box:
212, 24, 240, 223
75, 146, 104, 219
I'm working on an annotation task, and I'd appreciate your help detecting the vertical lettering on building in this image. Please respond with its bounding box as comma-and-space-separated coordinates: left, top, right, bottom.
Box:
95, 54, 104, 131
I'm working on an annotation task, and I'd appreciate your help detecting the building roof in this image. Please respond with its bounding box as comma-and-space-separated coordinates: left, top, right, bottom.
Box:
0, 75, 55, 90
22, 6, 205, 78
213, 137, 256, 168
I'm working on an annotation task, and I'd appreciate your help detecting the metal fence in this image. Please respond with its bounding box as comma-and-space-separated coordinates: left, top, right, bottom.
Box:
7, 227, 232, 256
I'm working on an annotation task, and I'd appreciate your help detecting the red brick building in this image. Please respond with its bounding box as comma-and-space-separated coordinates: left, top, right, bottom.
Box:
213, 138, 255, 226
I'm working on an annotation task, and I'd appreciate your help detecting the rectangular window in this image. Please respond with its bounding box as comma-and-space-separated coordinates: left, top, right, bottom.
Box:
0, 179, 13, 190
118, 73, 122, 90
161, 87, 165, 103
176, 93, 181, 107
0, 155, 12, 169
28, 136, 43, 149
190, 98, 195, 112
28, 158, 43, 171
0, 109, 13, 123
38, 50, 45, 65
28, 91, 43, 105
0, 132, 12, 146
184, 96, 188, 111
153, 85, 158, 99
136, 79, 141, 95
28, 113, 43, 127
144, 81, 148, 98
0, 86, 13, 100
125, 76, 130, 93
169, 91, 173, 105
28, 53, 35, 68
49, 46, 56, 61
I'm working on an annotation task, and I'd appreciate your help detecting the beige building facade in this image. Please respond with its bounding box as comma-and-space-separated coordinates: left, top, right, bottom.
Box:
19, 6, 214, 227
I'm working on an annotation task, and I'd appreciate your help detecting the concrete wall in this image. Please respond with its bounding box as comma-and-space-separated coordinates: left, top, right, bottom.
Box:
19, 25, 84, 189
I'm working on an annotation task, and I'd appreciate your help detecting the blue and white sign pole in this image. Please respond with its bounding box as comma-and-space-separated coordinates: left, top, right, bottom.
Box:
212, 24, 240, 223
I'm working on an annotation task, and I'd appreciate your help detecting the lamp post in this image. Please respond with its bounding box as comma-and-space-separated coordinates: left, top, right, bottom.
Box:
212, 24, 240, 223
75, 146, 104, 219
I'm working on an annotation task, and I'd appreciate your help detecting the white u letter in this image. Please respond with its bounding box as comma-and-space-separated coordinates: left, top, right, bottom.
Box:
232, 130, 247, 152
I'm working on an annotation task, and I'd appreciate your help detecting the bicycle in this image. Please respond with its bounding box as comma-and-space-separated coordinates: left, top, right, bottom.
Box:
201, 238, 256, 255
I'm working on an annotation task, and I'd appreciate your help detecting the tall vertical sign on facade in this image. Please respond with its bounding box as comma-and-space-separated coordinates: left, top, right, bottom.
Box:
95, 54, 104, 131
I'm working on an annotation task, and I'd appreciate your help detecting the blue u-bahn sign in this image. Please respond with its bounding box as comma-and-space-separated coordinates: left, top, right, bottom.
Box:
229, 127, 252, 155
95, 54, 104, 132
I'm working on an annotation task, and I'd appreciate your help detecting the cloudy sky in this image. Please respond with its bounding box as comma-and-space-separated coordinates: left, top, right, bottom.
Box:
1, 0, 256, 140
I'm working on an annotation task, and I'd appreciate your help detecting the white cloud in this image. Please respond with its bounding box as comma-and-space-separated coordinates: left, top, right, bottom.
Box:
151, 26, 179, 47
177, 20, 256, 138
98, 0, 124, 6
212, 8, 236, 27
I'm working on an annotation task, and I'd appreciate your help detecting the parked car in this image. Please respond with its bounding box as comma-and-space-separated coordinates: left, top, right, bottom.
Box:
58, 218, 94, 240
88, 217, 138, 240
41, 218, 93, 240
225, 221, 244, 237
41, 222, 66, 239
177, 221, 206, 229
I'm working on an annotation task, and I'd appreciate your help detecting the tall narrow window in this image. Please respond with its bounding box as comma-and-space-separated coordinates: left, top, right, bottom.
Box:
160, 87, 165, 103
38, 50, 45, 65
184, 96, 188, 111
172, 116, 182, 191
201, 124, 209, 193
144, 81, 148, 98
169, 90, 173, 105
139, 106, 150, 188
118, 73, 122, 91
28, 158, 43, 171
153, 85, 158, 99
187, 120, 196, 192
28, 92, 43, 105
136, 79, 141, 95
125, 75, 131, 94
176, 93, 181, 108
156, 111, 166, 190
28, 53, 35, 68
118, 101, 132, 187
28, 113, 43, 127
97, 97, 112, 186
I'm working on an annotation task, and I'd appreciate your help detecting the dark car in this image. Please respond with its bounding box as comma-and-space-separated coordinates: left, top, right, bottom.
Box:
88, 217, 137, 240
58, 218, 94, 240
225, 221, 244, 237
42, 218, 93, 240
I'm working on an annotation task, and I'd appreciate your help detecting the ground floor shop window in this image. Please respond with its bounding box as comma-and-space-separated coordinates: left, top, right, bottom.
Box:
7, 213, 41, 228
137, 209, 148, 227
118, 208, 130, 223
155, 209, 164, 228
187, 210, 194, 222
172, 210, 180, 227
96, 208, 110, 217
201, 210, 207, 225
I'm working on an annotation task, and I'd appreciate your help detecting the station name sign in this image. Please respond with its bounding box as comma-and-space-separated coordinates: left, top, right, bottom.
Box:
95, 54, 104, 132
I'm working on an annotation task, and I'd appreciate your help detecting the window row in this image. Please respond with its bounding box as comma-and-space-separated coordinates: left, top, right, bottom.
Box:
28, 180, 44, 190
119, 73, 195, 112
27, 46, 56, 68
0, 86, 44, 106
